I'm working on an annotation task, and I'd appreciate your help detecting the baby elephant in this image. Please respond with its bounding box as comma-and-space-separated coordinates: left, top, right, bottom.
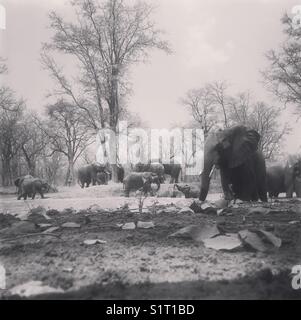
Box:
15, 175, 49, 200
174, 183, 200, 198
123, 172, 161, 197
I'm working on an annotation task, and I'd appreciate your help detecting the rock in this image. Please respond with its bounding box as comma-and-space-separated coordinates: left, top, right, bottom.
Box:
122, 222, 136, 230
83, 239, 107, 245
203, 234, 242, 251
10, 281, 64, 297
178, 207, 195, 214
61, 222, 81, 228
238, 230, 267, 252
169, 223, 220, 242
137, 221, 155, 229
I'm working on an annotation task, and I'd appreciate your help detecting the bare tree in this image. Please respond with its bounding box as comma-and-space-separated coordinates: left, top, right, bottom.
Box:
41, 0, 170, 180
18, 113, 49, 176
44, 100, 93, 185
181, 81, 230, 137
0, 87, 25, 185
263, 14, 301, 114
181, 88, 218, 137
228, 94, 290, 160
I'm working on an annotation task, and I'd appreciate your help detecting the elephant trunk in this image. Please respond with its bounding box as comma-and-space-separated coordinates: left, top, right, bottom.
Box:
155, 181, 161, 191
199, 160, 215, 201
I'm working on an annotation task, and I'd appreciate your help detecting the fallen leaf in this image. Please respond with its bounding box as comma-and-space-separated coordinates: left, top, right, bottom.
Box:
289, 221, 300, 225
137, 221, 155, 229
238, 230, 267, 252
62, 267, 74, 273
178, 207, 195, 214
203, 234, 242, 251
169, 223, 220, 242
248, 207, 270, 215
10, 281, 64, 297
61, 222, 81, 228
256, 230, 282, 248
122, 222, 136, 230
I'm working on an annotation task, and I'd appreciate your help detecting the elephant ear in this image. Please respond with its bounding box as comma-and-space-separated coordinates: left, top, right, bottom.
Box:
221, 126, 260, 168
14, 178, 20, 187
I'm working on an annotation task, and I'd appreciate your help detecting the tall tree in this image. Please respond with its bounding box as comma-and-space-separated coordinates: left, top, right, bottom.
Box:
0, 80, 25, 185
41, 0, 170, 180
44, 100, 93, 185
263, 13, 301, 113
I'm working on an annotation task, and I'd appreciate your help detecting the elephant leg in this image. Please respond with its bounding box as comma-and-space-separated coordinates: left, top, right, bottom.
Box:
295, 177, 301, 197
220, 169, 233, 200
286, 186, 293, 198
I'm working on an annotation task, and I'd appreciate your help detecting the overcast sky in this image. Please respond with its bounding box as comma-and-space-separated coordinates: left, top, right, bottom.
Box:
0, 0, 300, 154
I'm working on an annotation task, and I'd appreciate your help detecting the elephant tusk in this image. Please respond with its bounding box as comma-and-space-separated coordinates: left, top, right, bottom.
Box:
209, 165, 216, 180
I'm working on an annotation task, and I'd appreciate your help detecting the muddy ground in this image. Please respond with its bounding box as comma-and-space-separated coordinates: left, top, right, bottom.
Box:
0, 183, 301, 300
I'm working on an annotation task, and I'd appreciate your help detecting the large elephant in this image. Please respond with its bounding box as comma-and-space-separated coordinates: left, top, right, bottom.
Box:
174, 183, 200, 198
267, 160, 301, 198
77, 162, 110, 188
163, 163, 182, 183
14, 175, 33, 191
15, 175, 49, 200
199, 126, 267, 202
123, 172, 161, 197
133, 162, 165, 183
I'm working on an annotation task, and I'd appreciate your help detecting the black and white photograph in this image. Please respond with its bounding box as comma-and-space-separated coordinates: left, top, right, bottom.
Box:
0, 0, 301, 301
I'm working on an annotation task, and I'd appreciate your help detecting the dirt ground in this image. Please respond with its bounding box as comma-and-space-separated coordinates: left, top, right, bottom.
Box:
0, 183, 301, 300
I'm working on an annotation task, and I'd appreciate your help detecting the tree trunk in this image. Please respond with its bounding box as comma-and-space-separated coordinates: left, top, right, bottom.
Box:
1, 158, 12, 186
65, 159, 75, 186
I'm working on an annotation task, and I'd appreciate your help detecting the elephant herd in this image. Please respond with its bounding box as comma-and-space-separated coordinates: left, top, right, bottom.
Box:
77, 160, 182, 197
13, 125, 301, 201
